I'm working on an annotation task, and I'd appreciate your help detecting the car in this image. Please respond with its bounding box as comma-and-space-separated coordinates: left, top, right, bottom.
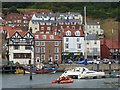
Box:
102, 59, 109, 64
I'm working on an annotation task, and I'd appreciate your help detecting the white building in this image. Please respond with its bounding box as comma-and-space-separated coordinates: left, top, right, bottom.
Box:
86, 22, 104, 36
7, 31, 34, 64
62, 27, 85, 61
86, 34, 100, 59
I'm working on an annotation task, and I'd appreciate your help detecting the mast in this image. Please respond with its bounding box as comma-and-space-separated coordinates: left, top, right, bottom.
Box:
84, 6, 87, 59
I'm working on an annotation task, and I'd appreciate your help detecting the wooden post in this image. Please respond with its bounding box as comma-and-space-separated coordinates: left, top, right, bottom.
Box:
29, 60, 32, 80
109, 62, 111, 75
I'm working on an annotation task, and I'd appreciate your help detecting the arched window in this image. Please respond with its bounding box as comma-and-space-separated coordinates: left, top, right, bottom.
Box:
66, 31, 71, 36
75, 31, 80, 36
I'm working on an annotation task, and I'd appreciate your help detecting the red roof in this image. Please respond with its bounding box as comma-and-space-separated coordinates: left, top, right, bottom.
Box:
100, 37, 120, 49
62, 27, 84, 36
35, 34, 62, 41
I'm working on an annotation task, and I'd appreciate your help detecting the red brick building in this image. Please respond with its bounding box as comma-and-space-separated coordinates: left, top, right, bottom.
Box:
34, 33, 62, 64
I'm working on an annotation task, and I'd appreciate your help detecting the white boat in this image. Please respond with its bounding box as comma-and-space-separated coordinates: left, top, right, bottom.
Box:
63, 67, 105, 79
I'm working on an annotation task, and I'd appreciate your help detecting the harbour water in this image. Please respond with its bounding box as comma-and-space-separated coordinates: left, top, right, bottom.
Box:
1, 72, 119, 89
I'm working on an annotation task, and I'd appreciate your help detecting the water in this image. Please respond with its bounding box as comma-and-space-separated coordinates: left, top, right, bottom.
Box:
1, 72, 119, 88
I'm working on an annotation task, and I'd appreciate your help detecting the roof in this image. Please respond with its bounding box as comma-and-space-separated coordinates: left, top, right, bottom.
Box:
62, 27, 84, 37
34, 34, 62, 41
86, 34, 99, 40
100, 38, 120, 49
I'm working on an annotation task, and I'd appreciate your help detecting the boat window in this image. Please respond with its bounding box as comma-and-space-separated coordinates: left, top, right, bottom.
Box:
86, 71, 95, 73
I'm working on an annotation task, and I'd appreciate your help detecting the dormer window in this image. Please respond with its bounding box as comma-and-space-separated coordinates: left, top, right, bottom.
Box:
35, 35, 39, 39
75, 31, 80, 36
66, 31, 71, 36
50, 35, 54, 39
42, 35, 46, 39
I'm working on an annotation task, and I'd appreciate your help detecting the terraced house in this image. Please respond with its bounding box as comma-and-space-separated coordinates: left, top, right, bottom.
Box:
29, 12, 83, 34
34, 34, 62, 64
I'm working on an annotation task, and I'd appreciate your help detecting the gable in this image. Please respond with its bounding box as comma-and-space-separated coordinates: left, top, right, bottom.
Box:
24, 32, 33, 39
11, 31, 21, 38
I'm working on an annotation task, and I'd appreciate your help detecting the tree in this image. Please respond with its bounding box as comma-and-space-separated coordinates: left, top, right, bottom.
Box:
8, 6, 19, 14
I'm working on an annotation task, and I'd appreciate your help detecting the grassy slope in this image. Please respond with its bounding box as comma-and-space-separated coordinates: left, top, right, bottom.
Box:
87, 17, 118, 40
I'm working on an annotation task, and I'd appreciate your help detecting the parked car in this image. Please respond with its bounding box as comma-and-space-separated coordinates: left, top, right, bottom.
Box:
102, 59, 109, 64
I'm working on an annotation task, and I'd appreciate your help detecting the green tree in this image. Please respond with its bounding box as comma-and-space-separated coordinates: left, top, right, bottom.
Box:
8, 6, 19, 13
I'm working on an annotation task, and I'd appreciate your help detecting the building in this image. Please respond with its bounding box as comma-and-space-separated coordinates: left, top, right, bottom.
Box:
86, 22, 104, 38
34, 33, 62, 64
29, 12, 83, 34
62, 27, 85, 62
86, 34, 101, 59
101, 37, 120, 60
7, 31, 34, 64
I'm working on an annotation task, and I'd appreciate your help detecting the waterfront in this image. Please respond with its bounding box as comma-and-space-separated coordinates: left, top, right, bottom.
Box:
1, 72, 120, 89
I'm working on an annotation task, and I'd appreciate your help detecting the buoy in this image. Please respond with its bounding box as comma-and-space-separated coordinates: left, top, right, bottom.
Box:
52, 80, 57, 84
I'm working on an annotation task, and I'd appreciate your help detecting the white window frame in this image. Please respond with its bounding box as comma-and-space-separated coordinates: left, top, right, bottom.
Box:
54, 47, 59, 53
41, 47, 45, 53
50, 35, 54, 39
41, 41, 45, 46
77, 43, 81, 49
54, 55, 59, 60
54, 41, 59, 46
41, 54, 45, 61
36, 41, 40, 46
42, 35, 46, 39
65, 43, 69, 49
47, 27, 51, 30
36, 47, 40, 53
41, 27, 44, 30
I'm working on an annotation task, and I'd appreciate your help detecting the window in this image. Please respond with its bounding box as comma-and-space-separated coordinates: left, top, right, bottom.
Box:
94, 41, 97, 44
77, 44, 81, 49
41, 41, 45, 46
93, 48, 97, 53
65, 43, 69, 49
54, 47, 59, 53
77, 38, 80, 42
14, 45, 19, 50
25, 46, 31, 50
54, 55, 59, 60
50, 35, 54, 39
47, 27, 51, 30
66, 38, 69, 42
55, 41, 59, 46
36, 47, 40, 53
36, 41, 40, 46
13, 53, 31, 59
66, 31, 71, 36
72, 26, 75, 29
41, 47, 45, 53
41, 54, 45, 60
42, 35, 46, 39
75, 31, 80, 36
35, 35, 39, 39
41, 27, 44, 30
36, 57, 40, 62
35, 27, 37, 30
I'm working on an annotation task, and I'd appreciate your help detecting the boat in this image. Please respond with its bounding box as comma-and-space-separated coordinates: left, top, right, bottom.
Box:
15, 69, 24, 74
63, 67, 105, 79
52, 78, 73, 84
25, 67, 58, 74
